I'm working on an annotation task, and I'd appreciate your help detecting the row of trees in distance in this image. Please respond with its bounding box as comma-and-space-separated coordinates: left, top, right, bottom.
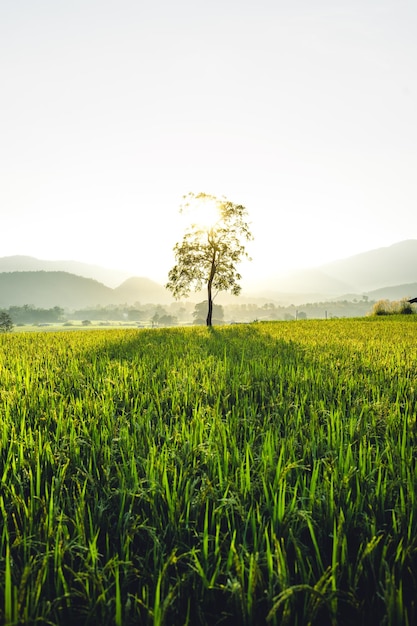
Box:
2, 298, 399, 330
3, 299, 417, 331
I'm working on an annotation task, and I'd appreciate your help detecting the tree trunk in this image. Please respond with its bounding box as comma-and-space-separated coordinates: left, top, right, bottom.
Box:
206, 249, 216, 327
206, 280, 213, 326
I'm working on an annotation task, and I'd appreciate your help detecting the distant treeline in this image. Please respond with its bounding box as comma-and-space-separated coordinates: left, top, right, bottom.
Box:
3, 298, 378, 326
224, 299, 375, 321
2, 305, 65, 324
72, 299, 375, 323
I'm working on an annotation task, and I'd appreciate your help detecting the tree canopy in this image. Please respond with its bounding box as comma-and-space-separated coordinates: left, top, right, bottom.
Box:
0, 311, 14, 332
166, 192, 253, 326
193, 301, 224, 325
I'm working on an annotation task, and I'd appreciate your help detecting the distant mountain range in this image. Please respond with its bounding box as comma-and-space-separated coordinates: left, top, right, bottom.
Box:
251, 240, 417, 304
0, 255, 131, 288
321, 239, 417, 292
0, 271, 171, 309
0, 240, 417, 308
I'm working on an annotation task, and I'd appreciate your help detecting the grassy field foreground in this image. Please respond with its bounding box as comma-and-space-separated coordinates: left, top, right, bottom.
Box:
0, 318, 417, 625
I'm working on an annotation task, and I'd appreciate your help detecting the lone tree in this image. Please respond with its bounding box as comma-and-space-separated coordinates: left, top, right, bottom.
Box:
193, 301, 224, 325
166, 192, 252, 326
0, 311, 13, 333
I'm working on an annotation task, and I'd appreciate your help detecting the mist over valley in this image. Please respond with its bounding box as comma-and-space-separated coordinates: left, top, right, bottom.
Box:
1, 240, 417, 322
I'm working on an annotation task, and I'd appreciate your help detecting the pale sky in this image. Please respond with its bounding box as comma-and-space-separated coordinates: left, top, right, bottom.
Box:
1, 0, 416, 289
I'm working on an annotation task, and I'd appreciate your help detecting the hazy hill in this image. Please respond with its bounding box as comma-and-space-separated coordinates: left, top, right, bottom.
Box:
0, 272, 114, 308
320, 240, 417, 292
252, 268, 354, 299
0, 272, 171, 309
0, 256, 131, 288
1, 240, 416, 308
366, 283, 417, 302
251, 239, 417, 303
114, 277, 172, 304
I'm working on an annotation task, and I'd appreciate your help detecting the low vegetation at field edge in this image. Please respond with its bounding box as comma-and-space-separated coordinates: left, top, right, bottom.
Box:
0, 318, 416, 625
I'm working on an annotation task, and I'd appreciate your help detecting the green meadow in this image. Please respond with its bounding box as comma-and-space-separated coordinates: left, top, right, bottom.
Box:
0, 318, 416, 625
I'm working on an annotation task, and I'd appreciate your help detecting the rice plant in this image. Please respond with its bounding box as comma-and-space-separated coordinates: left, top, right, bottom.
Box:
0, 317, 416, 624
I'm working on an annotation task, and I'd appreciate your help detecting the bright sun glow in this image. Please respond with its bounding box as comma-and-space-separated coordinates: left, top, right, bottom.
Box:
186, 196, 222, 231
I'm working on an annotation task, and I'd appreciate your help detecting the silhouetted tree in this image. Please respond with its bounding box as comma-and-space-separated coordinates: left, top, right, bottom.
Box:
166, 192, 252, 326
0, 311, 13, 332
193, 301, 224, 325
158, 314, 178, 326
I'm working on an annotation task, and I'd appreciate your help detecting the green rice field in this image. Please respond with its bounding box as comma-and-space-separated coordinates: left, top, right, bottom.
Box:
1, 318, 416, 625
